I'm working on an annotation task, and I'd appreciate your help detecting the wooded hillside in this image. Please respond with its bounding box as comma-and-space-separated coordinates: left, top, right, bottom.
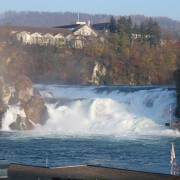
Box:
0, 16, 180, 85
0, 11, 180, 37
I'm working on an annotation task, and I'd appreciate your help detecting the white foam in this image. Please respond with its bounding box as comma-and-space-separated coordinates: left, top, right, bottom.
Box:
40, 88, 178, 137
1, 105, 26, 131
2, 85, 179, 137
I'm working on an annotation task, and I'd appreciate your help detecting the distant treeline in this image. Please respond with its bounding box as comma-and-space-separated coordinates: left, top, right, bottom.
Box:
108, 16, 161, 48
0, 11, 180, 37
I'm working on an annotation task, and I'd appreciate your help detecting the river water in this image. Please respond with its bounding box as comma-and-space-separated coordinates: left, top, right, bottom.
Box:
0, 85, 180, 175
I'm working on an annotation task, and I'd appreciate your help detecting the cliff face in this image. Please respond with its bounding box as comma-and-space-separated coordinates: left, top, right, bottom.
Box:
174, 69, 180, 118
0, 77, 11, 128
0, 53, 48, 131
91, 61, 106, 85
12, 74, 48, 130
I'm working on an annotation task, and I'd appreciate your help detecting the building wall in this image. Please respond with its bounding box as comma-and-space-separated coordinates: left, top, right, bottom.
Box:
13, 24, 98, 49
71, 25, 98, 48
16, 32, 65, 46
73, 25, 97, 37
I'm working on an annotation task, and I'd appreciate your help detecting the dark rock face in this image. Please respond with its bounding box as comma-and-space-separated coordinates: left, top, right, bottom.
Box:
9, 114, 25, 130
0, 74, 48, 131
0, 77, 11, 111
0, 77, 11, 128
0, 49, 49, 130
11, 75, 48, 130
174, 69, 180, 118
23, 95, 48, 126
15, 75, 34, 104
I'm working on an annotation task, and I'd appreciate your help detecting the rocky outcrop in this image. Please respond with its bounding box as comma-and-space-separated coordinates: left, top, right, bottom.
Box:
91, 61, 106, 85
8, 74, 49, 130
174, 69, 180, 118
9, 114, 26, 131
14, 75, 34, 105
0, 42, 49, 130
0, 73, 48, 131
23, 95, 48, 126
0, 77, 11, 128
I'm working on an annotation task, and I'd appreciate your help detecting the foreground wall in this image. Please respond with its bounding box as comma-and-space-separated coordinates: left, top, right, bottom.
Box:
8, 163, 179, 180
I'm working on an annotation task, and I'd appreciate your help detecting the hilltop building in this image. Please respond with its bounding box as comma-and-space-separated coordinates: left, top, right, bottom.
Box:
8, 20, 99, 49
55, 21, 98, 48
10, 26, 70, 46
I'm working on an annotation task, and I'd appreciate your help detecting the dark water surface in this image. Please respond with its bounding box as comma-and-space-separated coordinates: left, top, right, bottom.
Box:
1, 132, 180, 175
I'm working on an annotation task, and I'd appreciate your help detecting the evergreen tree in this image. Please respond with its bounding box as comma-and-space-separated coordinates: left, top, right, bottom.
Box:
117, 16, 126, 34
139, 22, 147, 42
116, 16, 132, 50
126, 16, 133, 40
109, 16, 117, 33
133, 23, 139, 34
132, 23, 140, 41
147, 18, 161, 46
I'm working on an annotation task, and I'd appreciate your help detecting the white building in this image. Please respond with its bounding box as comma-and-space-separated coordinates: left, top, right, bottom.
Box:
9, 23, 98, 49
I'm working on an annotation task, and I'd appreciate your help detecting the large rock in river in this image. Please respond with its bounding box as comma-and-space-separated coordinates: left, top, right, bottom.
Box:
0, 77, 11, 127
23, 95, 48, 126
11, 74, 48, 130
14, 75, 34, 105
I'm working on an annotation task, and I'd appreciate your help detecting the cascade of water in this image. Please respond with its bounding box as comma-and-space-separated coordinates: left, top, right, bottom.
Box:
1, 85, 179, 137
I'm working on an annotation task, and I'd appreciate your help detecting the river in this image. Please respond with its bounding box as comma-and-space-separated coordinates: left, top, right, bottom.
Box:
0, 85, 180, 175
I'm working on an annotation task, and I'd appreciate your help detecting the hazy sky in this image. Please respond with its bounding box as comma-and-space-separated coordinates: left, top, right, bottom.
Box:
1, 0, 180, 21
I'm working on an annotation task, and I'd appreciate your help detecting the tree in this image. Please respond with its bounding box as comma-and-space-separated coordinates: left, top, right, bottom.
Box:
116, 17, 132, 50
126, 16, 133, 40
112, 33, 120, 50
109, 16, 117, 33
139, 22, 147, 42
146, 18, 161, 46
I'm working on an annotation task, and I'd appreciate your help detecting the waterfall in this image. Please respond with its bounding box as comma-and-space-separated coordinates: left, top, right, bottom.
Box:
1, 85, 179, 137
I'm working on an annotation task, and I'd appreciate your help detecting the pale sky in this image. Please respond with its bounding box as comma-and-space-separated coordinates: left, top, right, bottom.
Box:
0, 0, 180, 21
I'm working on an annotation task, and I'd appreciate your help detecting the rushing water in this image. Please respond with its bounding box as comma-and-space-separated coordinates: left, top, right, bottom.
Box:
0, 85, 180, 175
